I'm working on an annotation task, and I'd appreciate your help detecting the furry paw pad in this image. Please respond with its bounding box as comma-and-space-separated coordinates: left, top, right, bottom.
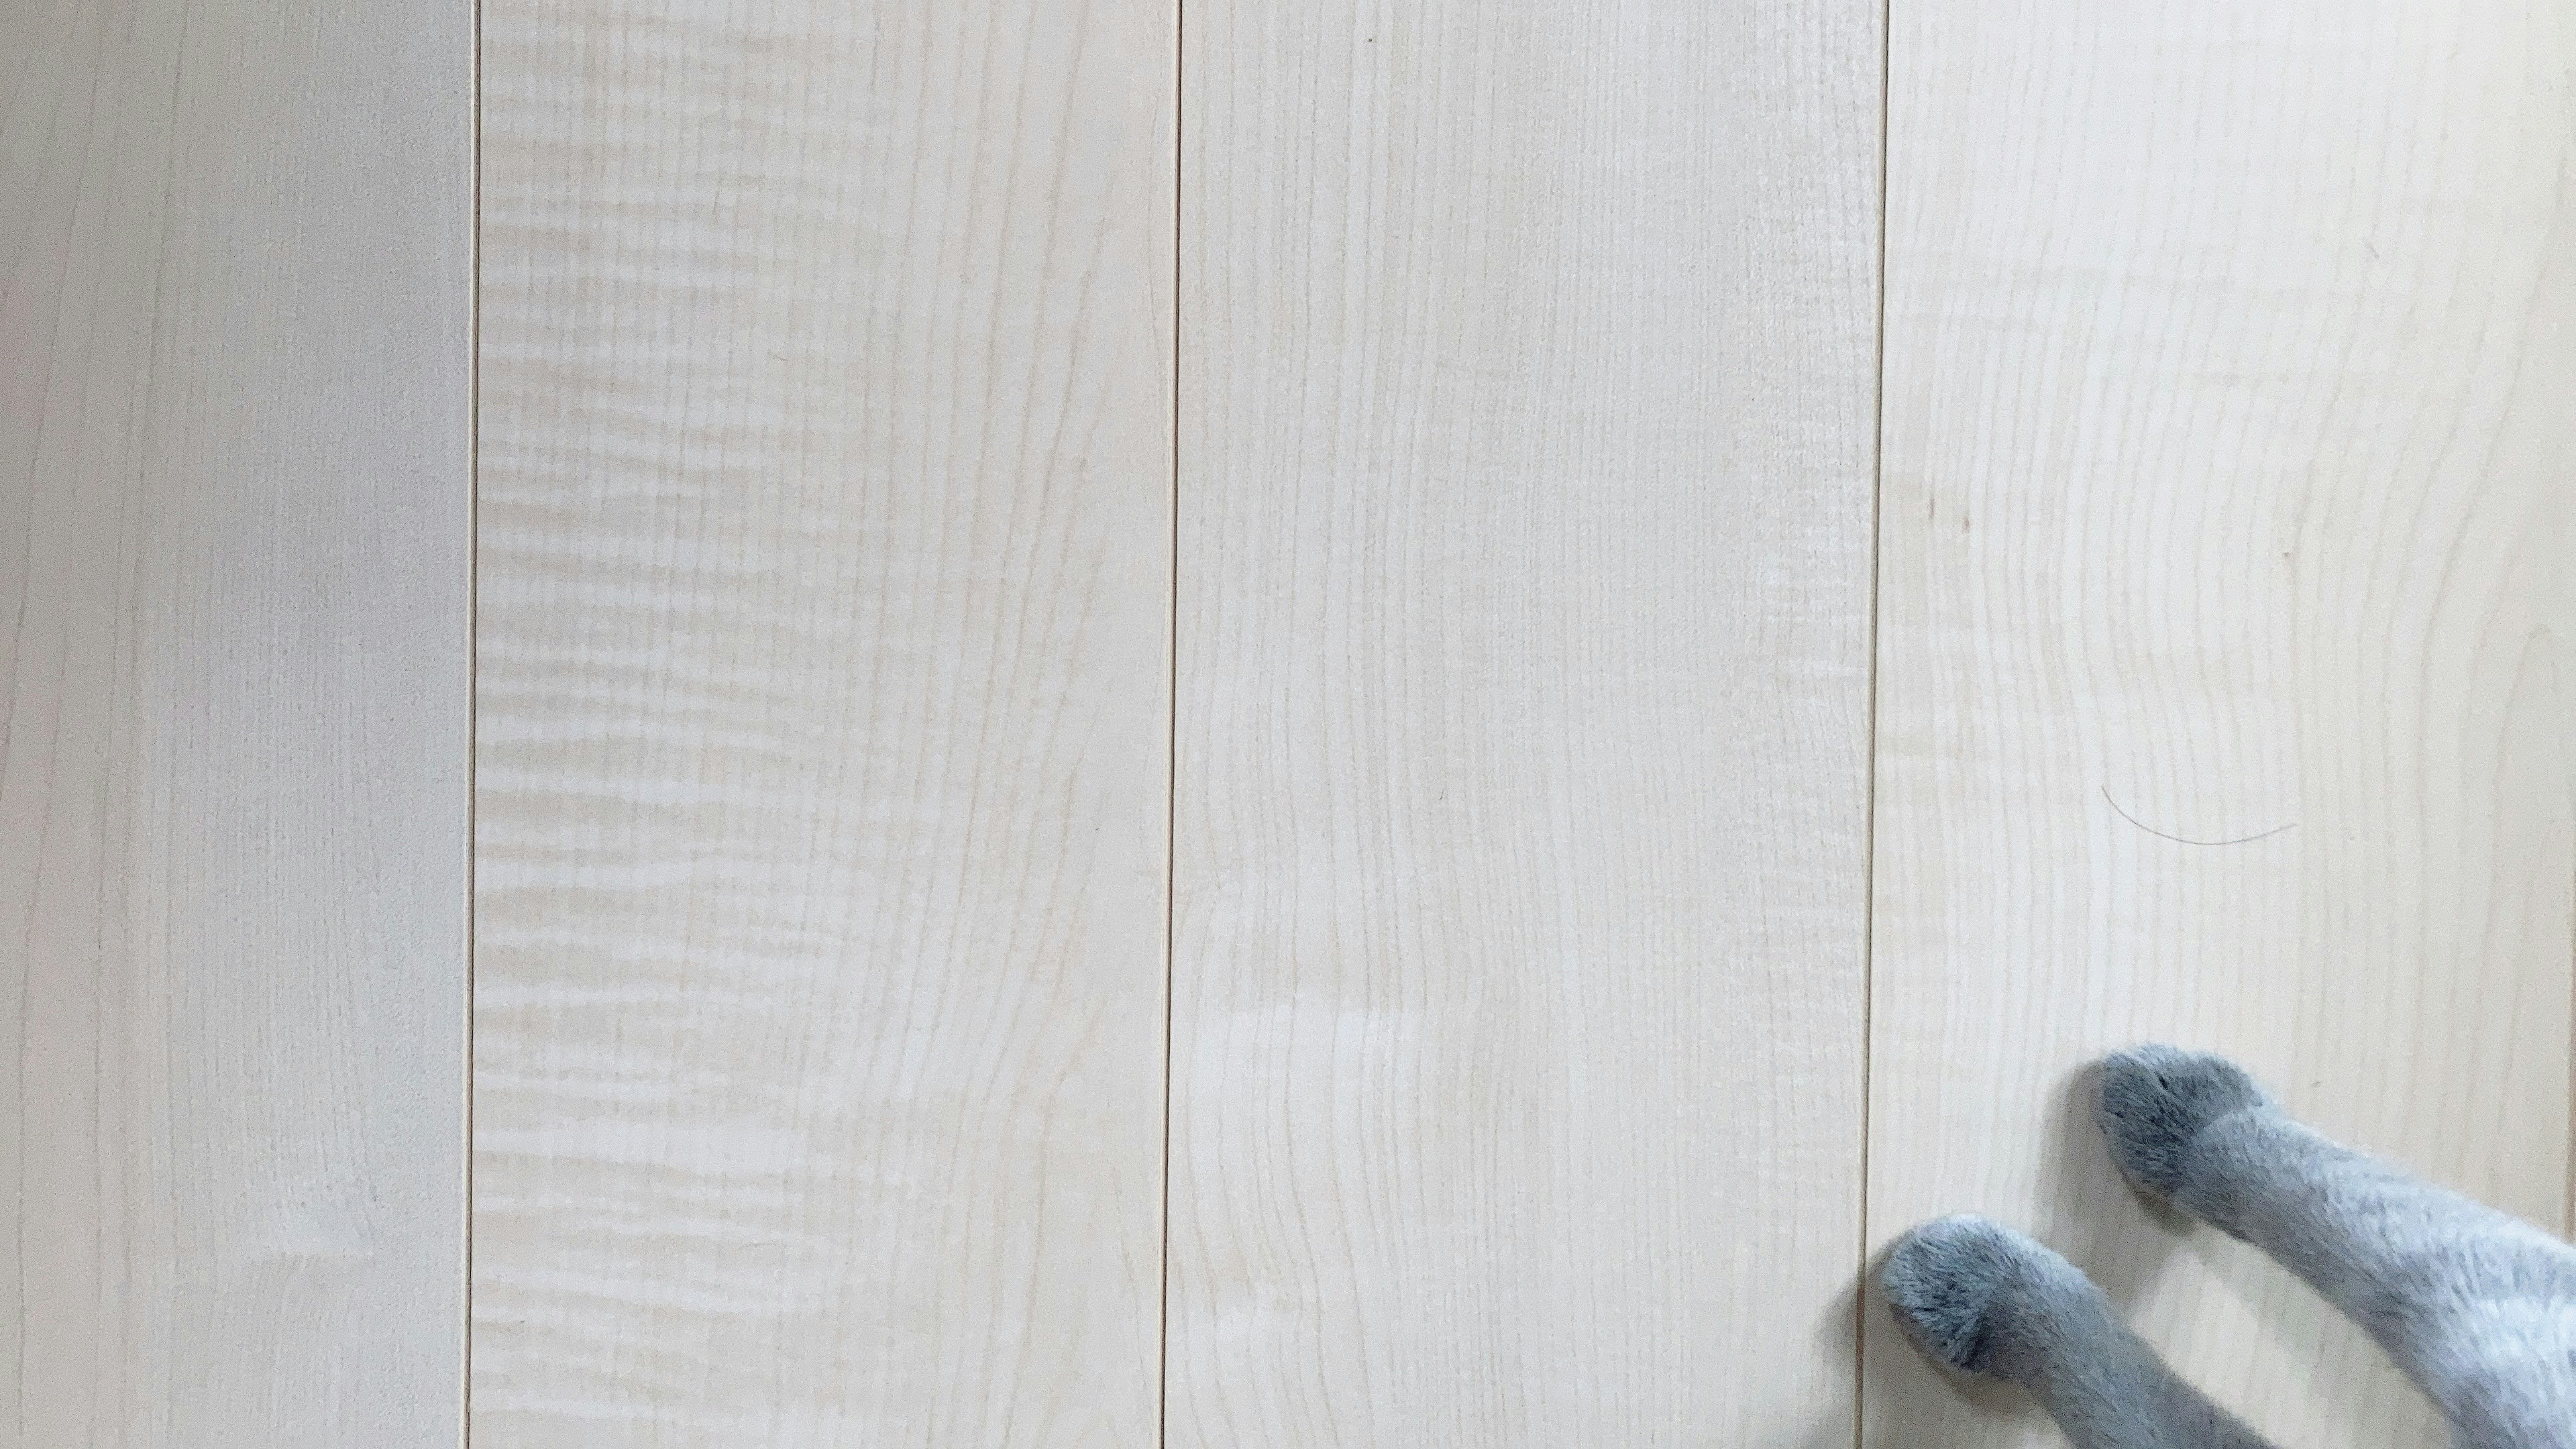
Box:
1880, 1215, 2052, 1378
2095, 1045, 2271, 1200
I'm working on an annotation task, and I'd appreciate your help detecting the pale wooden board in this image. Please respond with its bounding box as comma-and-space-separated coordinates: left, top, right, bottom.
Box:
1167, 4, 1883, 1443
0, 0, 471, 1442
470, 0, 1175, 1442
1866, 1, 2576, 1446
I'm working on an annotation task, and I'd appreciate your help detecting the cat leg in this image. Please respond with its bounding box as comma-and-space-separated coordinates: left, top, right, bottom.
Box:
2098, 1046, 2576, 1449
1882, 1215, 2278, 1449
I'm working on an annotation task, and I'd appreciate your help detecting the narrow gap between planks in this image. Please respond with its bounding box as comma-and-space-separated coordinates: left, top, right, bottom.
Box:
1854, 1, 1897, 1446
1157, 0, 1185, 1446
461, 0, 484, 1439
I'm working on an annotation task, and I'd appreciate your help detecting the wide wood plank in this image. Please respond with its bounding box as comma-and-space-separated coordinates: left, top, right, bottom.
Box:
1868, 1, 2576, 1444
1168, 4, 1884, 1443
0, 0, 472, 1442
470, 1, 1176, 1442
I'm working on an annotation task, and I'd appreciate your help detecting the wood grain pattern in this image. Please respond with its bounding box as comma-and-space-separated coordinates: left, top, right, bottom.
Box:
470, 0, 1175, 1442
1167, 3, 1883, 1443
0, 0, 471, 1442
1867, 1, 2576, 1445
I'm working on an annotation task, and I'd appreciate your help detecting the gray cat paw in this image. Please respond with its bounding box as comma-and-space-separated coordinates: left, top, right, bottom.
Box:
1880, 1215, 2050, 1378
2096, 1045, 2271, 1200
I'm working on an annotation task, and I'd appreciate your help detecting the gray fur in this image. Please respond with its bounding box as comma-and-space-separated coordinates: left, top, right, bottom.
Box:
1882, 1215, 2273, 1449
1882, 1046, 2576, 1449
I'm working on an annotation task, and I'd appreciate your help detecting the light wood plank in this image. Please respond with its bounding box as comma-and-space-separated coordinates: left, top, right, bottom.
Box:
470, 1, 1175, 1442
1169, 4, 1884, 1443
1868, 1, 2576, 1445
0, 0, 472, 1442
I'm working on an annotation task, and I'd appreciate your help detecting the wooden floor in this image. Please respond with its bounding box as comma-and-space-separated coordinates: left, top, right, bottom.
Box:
7, 0, 2573, 1446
